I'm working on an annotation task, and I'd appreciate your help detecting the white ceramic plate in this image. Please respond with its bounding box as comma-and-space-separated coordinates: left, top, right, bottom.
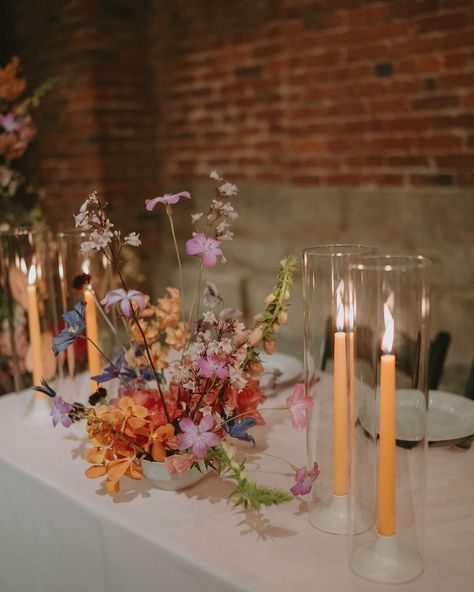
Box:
359, 389, 474, 442
259, 352, 303, 394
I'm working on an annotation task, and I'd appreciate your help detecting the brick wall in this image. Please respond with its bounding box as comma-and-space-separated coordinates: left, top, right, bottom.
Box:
153, 0, 474, 187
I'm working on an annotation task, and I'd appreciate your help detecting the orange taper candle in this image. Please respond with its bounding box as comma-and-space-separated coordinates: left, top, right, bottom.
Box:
84, 285, 101, 392
377, 301, 396, 536
27, 265, 44, 393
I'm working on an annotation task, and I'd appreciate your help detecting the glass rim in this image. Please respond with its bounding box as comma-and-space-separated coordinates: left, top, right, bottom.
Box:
57, 228, 87, 239
0, 226, 45, 237
302, 244, 375, 257
350, 254, 431, 271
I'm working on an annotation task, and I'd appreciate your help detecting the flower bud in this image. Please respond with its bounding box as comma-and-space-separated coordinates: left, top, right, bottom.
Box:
264, 340, 276, 354
253, 313, 264, 323
283, 289, 290, 300
277, 310, 288, 325
264, 293, 275, 306
273, 323, 280, 333
247, 326, 263, 346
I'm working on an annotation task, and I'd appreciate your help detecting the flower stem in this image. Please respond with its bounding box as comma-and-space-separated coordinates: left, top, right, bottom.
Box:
220, 406, 287, 426
79, 335, 115, 367
186, 261, 203, 330
91, 290, 117, 335
166, 206, 184, 305
107, 246, 171, 423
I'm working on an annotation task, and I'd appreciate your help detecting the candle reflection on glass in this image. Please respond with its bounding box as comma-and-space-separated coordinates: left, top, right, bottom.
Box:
26, 264, 44, 393
333, 281, 348, 497
82, 261, 101, 391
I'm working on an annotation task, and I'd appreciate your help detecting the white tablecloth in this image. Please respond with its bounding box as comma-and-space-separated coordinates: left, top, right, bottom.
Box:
0, 386, 473, 592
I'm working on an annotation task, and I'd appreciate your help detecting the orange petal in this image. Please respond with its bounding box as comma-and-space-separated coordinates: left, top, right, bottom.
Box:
127, 417, 147, 430
151, 442, 165, 462
106, 458, 130, 482
105, 478, 120, 495
85, 465, 106, 479
129, 462, 143, 480
133, 405, 149, 419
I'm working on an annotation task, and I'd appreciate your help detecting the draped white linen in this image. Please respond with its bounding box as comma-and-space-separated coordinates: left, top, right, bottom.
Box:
0, 386, 473, 592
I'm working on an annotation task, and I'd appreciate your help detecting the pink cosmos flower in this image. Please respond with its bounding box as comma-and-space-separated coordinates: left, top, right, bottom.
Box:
197, 355, 229, 380
164, 453, 195, 475
101, 289, 146, 317
185, 233, 224, 267
0, 113, 21, 133
287, 383, 314, 429
145, 191, 190, 211
178, 415, 221, 459
290, 462, 320, 496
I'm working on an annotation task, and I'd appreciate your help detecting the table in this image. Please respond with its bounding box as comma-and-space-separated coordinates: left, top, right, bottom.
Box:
0, 386, 473, 592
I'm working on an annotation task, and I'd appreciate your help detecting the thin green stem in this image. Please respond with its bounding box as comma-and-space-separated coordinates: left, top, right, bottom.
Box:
220, 406, 287, 426
166, 206, 184, 305
186, 261, 203, 330
79, 335, 115, 367
249, 450, 298, 472
91, 290, 117, 335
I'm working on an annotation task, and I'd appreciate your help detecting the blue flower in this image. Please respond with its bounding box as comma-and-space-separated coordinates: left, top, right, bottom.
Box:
91, 351, 125, 383
52, 301, 86, 356
32, 378, 56, 398
224, 417, 257, 446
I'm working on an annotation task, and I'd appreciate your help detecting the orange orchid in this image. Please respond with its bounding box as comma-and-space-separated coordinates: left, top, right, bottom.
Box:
147, 423, 176, 461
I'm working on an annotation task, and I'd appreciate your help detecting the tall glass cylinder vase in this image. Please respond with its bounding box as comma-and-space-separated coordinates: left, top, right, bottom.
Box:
0, 228, 58, 410
348, 256, 431, 584
56, 229, 117, 401
303, 244, 375, 535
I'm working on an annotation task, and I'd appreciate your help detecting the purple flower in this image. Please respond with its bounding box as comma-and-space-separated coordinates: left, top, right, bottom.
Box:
51, 396, 73, 428
0, 113, 21, 133
197, 355, 229, 380
290, 462, 320, 496
185, 233, 224, 267
145, 191, 190, 211
101, 289, 146, 317
178, 416, 221, 459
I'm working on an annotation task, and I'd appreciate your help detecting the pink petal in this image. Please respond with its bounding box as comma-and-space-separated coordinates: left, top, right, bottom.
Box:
120, 299, 132, 317
145, 197, 161, 211
201, 251, 218, 267
200, 431, 220, 448
179, 417, 199, 434
192, 437, 209, 459
178, 433, 195, 451
199, 414, 215, 433
185, 236, 203, 256
215, 365, 229, 380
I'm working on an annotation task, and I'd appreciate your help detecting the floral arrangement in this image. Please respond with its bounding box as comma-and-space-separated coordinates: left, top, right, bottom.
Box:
35, 172, 318, 509
0, 56, 54, 226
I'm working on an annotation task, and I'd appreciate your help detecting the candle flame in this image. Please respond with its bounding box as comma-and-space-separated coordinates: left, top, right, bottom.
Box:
82, 259, 90, 275
28, 265, 37, 286
336, 280, 344, 332
20, 258, 27, 274
382, 298, 394, 354
58, 259, 64, 281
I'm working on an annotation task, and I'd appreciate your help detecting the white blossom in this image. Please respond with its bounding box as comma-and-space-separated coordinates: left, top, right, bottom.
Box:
123, 232, 141, 247
218, 182, 238, 197
209, 169, 220, 180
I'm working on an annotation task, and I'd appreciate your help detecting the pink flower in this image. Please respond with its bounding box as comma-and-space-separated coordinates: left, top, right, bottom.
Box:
164, 453, 195, 475
101, 289, 146, 317
197, 355, 229, 380
145, 191, 190, 211
185, 233, 224, 267
0, 113, 21, 133
178, 415, 221, 458
287, 383, 313, 429
290, 462, 320, 496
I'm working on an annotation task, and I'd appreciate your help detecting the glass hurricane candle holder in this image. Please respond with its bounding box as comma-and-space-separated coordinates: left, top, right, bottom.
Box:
347, 255, 431, 584
56, 229, 117, 399
303, 244, 375, 535
0, 228, 58, 409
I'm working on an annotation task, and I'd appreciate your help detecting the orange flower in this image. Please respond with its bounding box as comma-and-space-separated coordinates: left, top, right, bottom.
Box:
157, 287, 180, 328
0, 57, 26, 102
165, 322, 188, 351
147, 423, 176, 461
